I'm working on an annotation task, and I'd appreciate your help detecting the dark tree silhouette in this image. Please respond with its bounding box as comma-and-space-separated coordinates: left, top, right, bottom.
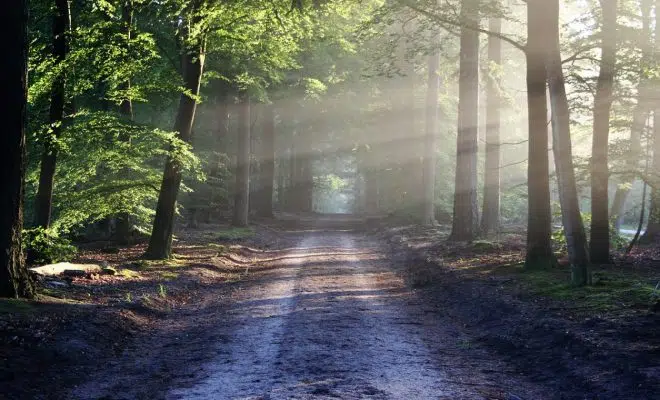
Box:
0, 0, 35, 298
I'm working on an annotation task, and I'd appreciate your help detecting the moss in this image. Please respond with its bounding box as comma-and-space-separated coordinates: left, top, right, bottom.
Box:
119, 269, 141, 279
160, 271, 179, 280
0, 299, 36, 314
215, 227, 255, 241
207, 243, 228, 255
516, 267, 655, 311
133, 258, 184, 270
471, 240, 502, 252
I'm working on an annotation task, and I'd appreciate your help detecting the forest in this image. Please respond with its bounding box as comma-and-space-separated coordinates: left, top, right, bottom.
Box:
1, 0, 659, 399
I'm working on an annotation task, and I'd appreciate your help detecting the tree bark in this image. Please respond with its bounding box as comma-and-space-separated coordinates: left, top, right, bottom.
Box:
299, 149, 314, 213
115, 1, 134, 244
545, 0, 591, 285
590, 0, 617, 262
290, 129, 314, 213
233, 96, 251, 227
285, 142, 297, 212
248, 128, 260, 215
481, 16, 502, 235
255, 104, 276, 217
525, 0, 555, 269
644, 109, 660, 240
642, 0, 660, 241
365, 170, 379, 214
610, 0, 652, 230
450, 0, 480, 241
144, 31, 204, 259
0, 0, 34, 298
35, 0, 70, 229
401, 63, 422, 215
422, 51, 439, 226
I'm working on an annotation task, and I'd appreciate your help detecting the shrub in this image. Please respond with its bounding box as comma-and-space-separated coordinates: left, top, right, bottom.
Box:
551, 211, 627, 254
23, 227, 77, 265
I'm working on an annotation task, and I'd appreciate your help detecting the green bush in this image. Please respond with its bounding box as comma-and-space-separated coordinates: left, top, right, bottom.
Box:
551, 211, 628, 254
23, 228, 78, 265
25, 111, 202, 235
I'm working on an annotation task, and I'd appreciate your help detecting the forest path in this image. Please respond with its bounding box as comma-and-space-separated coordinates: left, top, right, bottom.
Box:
71, 225, 543, 400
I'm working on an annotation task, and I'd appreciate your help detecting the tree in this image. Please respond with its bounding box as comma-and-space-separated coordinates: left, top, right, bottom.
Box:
450, 0, 479, 241
115, 0, 135, 244
642, 0, 660, 241
422, 49, 440, 226
610, 0, 653, 230
144, 5, 206, 259
590, 0, 617, 263
545, 0, 590, 285
0, 0, 35, 298
233, 96, 251, 227
255, 104, 276, 217
35, 0, 71, 229
481, 15, 502, 235
525, 0, 555, 269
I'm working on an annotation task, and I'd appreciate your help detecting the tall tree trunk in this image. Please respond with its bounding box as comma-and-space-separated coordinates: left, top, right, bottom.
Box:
248, 128, 260, 215
299, 149, 314, 213
286, 142, 297, 212
256, 104, 276, 217
450, 0, 479, 241
545, 0, 591, 285
422, 51, 439, 226
590, 0, 617, 262
293, 129, 314, 213
116, 1, 134, 244
645, 110, 660, 240
144, 31, 204, 259
118, 2, 134, 122
610, 0, 652, 230
402, 64, 422, 214
0, 0, 34, 299
233, 96, 251, 227
35, 0, 70, 229
525, 0, 555, 269
364, 170, 379, 214
481, 16, 502, 235
642, 0, 660, 241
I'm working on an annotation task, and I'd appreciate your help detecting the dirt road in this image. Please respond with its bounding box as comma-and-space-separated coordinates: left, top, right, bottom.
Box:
72, 229, 543, 399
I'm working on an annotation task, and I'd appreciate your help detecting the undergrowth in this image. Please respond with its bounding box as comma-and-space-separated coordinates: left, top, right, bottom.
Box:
214, 227, 255, 241
513, 266, 656, 311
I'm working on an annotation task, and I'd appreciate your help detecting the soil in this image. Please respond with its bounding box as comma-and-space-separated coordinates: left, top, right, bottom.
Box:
0, 214, 658, 399
377, 223, 660, 400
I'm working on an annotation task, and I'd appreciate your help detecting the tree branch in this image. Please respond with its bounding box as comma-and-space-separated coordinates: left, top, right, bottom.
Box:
395, 0, 527, 52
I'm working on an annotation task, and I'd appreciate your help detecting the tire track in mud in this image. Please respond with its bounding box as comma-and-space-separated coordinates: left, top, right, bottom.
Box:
167, 232, 544, 400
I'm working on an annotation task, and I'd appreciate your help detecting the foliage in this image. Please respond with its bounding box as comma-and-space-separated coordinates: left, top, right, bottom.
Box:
551, 211, 628, 254
26, 111, 202, 234
519, 267, 657, 311
23, 227, 77, 265
215, 227, 255, 241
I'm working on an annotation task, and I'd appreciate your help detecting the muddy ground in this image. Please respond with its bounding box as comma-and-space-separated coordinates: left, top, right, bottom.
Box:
0, 215, 658, 399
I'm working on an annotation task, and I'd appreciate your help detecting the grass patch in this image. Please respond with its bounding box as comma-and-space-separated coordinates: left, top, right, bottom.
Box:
132, 258, 185, 270
158, 284, 167, 298
160, 271, 179, 280
510, 266, 657, 311
207, 243, 228, 255
0, 299, 36, 314
215, 227, 255, 241
119, 269, 141, 279
471, 240, 503, 252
